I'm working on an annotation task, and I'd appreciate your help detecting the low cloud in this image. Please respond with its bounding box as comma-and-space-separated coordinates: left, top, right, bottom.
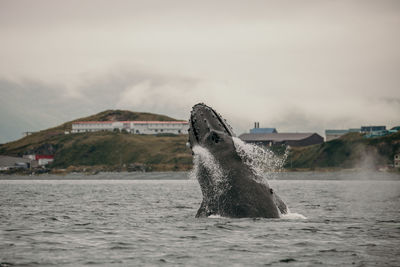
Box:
1, 63, 399, 144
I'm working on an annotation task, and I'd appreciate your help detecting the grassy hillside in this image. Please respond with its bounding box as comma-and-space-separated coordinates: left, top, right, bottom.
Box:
287, 132, 400, 170
51, 132, 192, 171
0, 110, 192, 172
0, 109, 180, 153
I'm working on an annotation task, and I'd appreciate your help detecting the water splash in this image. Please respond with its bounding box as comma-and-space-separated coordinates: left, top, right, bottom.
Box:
190, 145, 229, 200
232, 137, 288, 184
280, 212, 307, 220
190, 146, 224, 181
208, 214, 223, 219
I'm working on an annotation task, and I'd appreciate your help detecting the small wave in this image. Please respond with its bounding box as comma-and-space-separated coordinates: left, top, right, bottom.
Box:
207, 213, 307, 220
179, 235, 198, 239
281, 212, 307, 220
0, 262, 14, 267
208, 214, 223, 219
74, 222, 91, 226
110, 246, 132, 250
279, 258, 296, 263
173, 205, 192, 209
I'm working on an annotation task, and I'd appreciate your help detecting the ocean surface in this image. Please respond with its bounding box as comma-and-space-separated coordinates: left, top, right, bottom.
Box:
1, 171, 399, 266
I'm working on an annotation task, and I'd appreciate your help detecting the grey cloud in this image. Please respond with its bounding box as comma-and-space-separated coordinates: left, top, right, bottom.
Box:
75, 66, 201, 119
0, 78, 76, 142
380, 97, 400, 107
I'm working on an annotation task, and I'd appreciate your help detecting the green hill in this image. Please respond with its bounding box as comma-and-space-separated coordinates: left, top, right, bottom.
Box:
0, 110, 192, 172
286, 132, 400, 170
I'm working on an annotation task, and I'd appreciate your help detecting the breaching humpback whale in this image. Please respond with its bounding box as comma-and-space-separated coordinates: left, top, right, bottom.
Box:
188, 103, 288, 218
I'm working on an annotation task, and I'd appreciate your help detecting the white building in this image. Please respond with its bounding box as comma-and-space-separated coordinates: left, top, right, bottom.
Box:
72, 121, 116, 133
71, 121, 189, 135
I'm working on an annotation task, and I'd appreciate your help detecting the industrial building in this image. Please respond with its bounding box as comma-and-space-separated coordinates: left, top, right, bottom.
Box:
241, 122, 323, 147
71, 121, 189, 135
250, 122, 277, 134
239, 133, 324, 147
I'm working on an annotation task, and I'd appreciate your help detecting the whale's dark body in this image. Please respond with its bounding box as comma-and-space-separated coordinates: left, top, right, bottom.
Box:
188, 103, 287, 218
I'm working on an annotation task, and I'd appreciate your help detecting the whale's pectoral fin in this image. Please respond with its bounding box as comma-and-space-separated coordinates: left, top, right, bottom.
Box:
273, 192, 288, 214
195, 200, 209, 218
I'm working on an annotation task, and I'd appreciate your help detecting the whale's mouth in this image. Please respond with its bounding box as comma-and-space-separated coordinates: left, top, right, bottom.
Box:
206, 106, 234, 138
189, 103, 235, 147
190, 116, 200, 143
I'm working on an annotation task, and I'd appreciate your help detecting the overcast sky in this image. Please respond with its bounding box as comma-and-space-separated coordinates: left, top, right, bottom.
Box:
1, 0, 399, 143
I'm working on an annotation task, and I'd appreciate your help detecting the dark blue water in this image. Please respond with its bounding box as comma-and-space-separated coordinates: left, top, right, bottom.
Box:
1, 172, 399, 266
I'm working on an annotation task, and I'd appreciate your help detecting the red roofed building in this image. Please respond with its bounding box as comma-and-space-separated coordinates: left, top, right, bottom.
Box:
35, 155, 54, 166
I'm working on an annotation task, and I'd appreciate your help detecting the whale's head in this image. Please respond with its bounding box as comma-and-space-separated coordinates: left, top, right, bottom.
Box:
188, 103, 236, 154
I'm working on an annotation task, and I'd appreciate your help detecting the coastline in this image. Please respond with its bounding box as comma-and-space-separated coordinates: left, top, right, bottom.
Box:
1, 168, 399, 180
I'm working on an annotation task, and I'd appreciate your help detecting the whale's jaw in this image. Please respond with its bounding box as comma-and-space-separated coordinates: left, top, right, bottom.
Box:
188, 103, 235, 149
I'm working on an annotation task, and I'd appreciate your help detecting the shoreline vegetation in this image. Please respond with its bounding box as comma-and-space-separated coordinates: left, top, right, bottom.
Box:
1, 110, 399, 175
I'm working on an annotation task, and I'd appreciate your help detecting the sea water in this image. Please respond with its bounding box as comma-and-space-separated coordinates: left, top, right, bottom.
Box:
0, 172, 399, 266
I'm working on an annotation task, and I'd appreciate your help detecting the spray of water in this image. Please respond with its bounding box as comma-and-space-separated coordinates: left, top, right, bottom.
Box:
280, 212, 307, 220
232, 137, 288, 184
189, 145, 228, 198
190, 146, 223, 180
